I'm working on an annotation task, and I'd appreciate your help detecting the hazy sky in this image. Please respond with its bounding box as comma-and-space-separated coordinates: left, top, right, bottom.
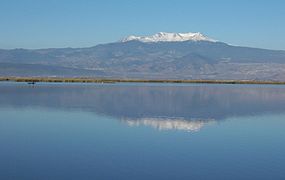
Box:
1, 0, 285, 49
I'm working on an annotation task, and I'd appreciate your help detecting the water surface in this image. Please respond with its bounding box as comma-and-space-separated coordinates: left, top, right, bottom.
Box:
1, 82, 285, 179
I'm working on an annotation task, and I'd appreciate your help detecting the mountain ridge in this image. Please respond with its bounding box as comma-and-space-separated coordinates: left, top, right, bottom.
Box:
1, 32, 285, 81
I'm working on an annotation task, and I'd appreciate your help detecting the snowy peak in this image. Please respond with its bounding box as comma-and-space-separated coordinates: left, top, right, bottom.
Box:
121, 32, 217, 43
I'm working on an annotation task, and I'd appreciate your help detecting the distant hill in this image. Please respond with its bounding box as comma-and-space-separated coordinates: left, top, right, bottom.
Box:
1, 32, 285, 81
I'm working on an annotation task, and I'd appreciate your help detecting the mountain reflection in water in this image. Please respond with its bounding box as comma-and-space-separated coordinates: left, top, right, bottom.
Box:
1, 82, 285, 131
123, 117, 214, 132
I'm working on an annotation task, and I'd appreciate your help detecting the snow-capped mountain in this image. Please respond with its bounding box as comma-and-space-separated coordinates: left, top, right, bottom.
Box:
121, 32, 217, 43
1, 32, 285, 80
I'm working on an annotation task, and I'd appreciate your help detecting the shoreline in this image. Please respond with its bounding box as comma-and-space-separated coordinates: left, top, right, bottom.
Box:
1, 77, 285, 85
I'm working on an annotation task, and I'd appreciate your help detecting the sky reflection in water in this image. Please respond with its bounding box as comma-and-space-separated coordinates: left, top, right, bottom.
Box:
1, 82, 285, 180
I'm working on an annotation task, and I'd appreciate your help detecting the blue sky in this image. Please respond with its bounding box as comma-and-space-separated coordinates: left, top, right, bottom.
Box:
0, 0, 285, 50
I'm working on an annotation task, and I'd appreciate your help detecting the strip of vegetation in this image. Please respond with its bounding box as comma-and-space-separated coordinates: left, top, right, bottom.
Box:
1, 77, 285, 85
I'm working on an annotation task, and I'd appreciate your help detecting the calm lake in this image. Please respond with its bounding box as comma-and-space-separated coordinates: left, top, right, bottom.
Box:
1, 82, 285, 180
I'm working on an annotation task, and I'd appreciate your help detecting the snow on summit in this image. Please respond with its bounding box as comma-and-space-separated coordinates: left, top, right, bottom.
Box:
121, 32, 217, 43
